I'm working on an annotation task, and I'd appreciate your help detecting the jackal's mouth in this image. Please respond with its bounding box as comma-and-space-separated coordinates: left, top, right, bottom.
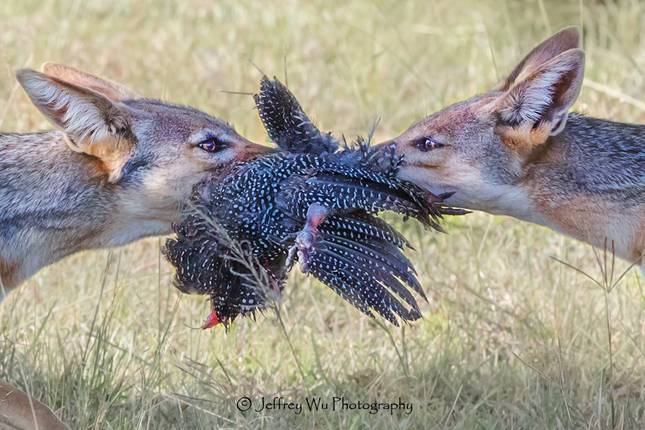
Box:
403, 161, 441, 169
395, 165, 458, 202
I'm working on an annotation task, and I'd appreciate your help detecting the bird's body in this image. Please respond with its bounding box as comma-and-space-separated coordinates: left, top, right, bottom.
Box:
165, 77, 463, 327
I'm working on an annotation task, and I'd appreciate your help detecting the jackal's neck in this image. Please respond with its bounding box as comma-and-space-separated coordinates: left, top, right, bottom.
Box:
526, 114, 644, 202
520, 114, 644, 262
0, 131, 111, 226
0, 131, 118, 285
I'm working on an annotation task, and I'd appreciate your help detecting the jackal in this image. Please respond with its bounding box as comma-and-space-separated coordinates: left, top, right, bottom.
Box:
386, 28, 644, 268
0, 64, 271, 295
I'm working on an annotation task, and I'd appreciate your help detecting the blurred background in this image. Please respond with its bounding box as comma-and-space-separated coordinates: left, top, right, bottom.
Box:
0, 0, 643, 428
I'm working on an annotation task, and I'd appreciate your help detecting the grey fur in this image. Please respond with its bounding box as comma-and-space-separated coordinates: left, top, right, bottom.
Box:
538, 114, 644, 204
390, 28, 643, 266
0, 91, 266, 291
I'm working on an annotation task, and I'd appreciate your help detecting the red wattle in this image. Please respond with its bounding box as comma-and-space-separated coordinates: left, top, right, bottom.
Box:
201, 311, 221, 329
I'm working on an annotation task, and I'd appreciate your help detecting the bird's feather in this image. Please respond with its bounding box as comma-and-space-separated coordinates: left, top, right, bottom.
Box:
255, 76, 339, 154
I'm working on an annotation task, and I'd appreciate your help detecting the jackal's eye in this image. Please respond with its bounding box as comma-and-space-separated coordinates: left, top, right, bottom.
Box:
198, 137, 225, 153
416, 137, 445, 152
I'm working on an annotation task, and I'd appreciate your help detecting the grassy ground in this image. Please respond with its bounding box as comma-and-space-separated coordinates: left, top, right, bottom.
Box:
0, 0, 644, 428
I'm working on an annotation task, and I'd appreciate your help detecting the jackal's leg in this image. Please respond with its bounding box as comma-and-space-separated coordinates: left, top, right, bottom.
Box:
0, 272, 22, 304
0, 382, 69, 429
285, 204, 329, 272
0, 261, 22, 304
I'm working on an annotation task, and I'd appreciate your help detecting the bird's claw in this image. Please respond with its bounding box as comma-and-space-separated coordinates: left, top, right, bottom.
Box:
295, 230, 316, 273
285, 229, 316, 274
284, 204, 329, 274
285, 244, 298, 272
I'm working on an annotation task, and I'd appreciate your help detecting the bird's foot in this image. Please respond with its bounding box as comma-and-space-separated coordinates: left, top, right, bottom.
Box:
285, 204, 329, 274
286, 228, 316, 273
294, 229, 316, 272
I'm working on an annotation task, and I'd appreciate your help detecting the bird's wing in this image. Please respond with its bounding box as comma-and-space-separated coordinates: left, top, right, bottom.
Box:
278, 172, 444, 231
305, 226, 423, 325
275, 172, 433, 323
254, 76, 339, 154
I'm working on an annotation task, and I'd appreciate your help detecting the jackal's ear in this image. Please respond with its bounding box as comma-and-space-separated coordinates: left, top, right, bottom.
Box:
500, 27, 580, 91
17, 68, 136, 183
494, 49, 584, 150
41, 63, 139, 101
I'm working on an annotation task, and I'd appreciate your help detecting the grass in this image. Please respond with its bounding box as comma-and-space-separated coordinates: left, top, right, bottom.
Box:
0, 0, 644, 428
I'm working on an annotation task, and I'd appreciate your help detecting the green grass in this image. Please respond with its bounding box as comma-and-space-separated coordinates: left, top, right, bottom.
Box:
0, 0, 644, 428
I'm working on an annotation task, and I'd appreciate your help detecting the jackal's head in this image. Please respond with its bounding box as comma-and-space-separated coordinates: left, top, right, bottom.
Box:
386, 28, 584, 216
16, 64, 271, 228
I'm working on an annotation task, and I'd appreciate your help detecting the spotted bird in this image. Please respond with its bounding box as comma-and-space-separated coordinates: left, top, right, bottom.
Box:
164, 77, 464, 328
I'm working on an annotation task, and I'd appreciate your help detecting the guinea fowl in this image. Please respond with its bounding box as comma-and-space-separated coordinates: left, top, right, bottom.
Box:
164, 77, 463, 328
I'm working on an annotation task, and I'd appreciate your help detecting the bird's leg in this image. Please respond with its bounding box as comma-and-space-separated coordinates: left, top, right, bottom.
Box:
285, 203, 329, 273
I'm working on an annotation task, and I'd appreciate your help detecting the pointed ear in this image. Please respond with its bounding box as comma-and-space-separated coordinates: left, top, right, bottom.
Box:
494, 48, 584, 150
500, 27, 580, 91
41, 62, 139, 101
16, 68, 137, 183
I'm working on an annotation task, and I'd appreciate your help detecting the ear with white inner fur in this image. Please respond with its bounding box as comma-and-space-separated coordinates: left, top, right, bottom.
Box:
16, 68, 136, 183
41, 62, 139, 101
500, 27, 580, 91
495, 48, 585, 142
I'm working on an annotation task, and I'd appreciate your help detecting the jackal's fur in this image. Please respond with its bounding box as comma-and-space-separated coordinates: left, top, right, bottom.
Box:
387, 28, 644, 267
0, 64, 270, 294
